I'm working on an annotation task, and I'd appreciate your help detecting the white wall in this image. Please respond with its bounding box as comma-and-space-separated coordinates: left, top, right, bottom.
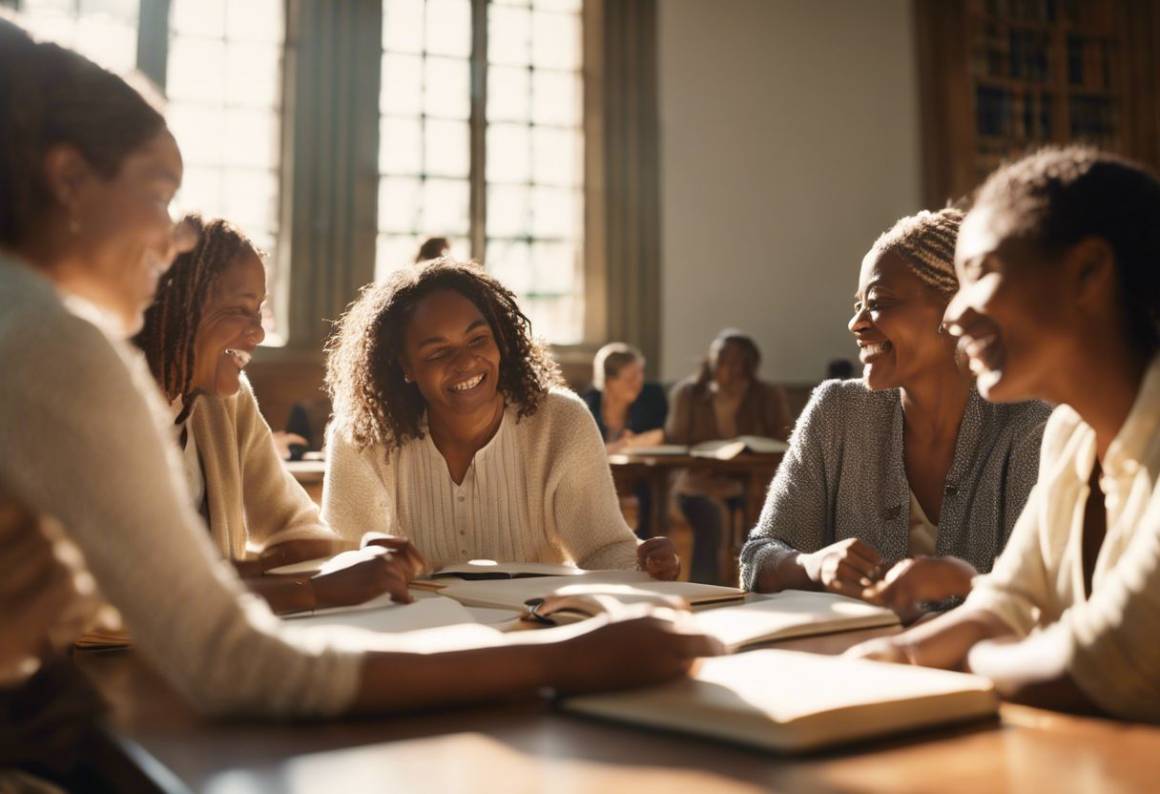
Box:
657, 0, 923, 382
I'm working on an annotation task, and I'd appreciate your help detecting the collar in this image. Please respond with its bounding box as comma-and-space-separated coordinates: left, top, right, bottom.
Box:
1101, 353, 1160, 482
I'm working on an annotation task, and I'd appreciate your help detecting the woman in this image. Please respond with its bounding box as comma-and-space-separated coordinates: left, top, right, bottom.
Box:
740, 208, 1049, 621
666, 330, 791, 584
0, 20, 713, 761
583, 342, 668, 453
850, 148, 1160, 722
134, 214, 421, 613
323, 260, 680, 579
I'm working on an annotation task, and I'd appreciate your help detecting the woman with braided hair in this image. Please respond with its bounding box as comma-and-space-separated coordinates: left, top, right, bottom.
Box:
135, 214, 426, 613
323, 259, 682, 579
741, 207, 1050, 621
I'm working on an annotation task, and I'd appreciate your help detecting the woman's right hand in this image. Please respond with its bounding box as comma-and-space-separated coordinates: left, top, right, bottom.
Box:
800, 538, 884, 598
309, 545, 424, 608
546, 609, 724, 695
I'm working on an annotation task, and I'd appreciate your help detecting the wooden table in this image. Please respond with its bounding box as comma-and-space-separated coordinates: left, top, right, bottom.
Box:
71, 625, 1160, 794
286, 459, 326, 505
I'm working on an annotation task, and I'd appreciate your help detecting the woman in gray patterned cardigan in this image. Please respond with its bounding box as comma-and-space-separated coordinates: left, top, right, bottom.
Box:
740, 208, 1049, 621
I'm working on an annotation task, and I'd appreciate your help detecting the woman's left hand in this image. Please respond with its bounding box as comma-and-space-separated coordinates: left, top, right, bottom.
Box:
861, 556, 976, 622
637, 536, 680, 581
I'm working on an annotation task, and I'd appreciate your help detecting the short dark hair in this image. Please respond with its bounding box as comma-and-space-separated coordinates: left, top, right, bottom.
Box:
134, 215, 260, 400
326, 259, 563, 453
416, 237, 450, 263
593, 342, 643, 390
0, 19, 167, 246
974, 146, 1160, 356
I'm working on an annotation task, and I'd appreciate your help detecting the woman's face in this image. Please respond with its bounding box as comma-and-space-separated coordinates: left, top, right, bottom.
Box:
401, 288, 502, 419
190, 251, 267, 397
945, 203, 1076, 403
711, 340, 750, 390
849, 249, 955, 391
65, 130, 194, 334
607, 359, 645, 404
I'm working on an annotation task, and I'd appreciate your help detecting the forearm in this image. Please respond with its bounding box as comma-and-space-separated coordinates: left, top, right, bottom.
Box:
895, 607, 1013, 670
242, 575, 316, 615
747, 543, 818, 593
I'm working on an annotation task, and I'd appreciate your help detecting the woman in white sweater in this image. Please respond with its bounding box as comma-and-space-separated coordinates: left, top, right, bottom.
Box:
134, 214, 424, 613
850, 147, 1160, 722
323, 259, 680, 579
0, 21, 713, 771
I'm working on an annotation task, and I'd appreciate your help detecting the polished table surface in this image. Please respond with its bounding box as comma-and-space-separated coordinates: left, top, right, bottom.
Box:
73, 624, 1160, 794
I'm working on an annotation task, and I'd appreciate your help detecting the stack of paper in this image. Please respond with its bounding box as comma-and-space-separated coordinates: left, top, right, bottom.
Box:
563, 649, 998, 752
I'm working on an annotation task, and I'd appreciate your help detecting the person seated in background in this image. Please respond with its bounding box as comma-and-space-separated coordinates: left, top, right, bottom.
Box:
323, 260, 680, 579
740, 208, 1049, 621
0, 24, 712, 759
415, 236, 450, 264
135, 214, 424, 613
582, 342, 668, 538
826, 357, 855, 380
850, 148, 1160, 722
583, 342, 668, 453
666, 330, 791, 583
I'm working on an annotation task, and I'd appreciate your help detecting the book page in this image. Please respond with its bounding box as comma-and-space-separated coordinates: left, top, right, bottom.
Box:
431, 560, 586, 579
691, 591, 899, 650
284, 593, 476, 633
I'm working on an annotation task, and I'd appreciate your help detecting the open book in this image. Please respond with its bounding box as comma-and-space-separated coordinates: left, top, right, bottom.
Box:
422, 560, 587, 581
690, 436, 789, 460
434, 570, 745, 611
562, 649, 998, 753
691, 591, 899, 651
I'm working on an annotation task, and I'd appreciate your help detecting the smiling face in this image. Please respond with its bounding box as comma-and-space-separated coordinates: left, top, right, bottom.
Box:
849, 249, 956, 391
401, 288, 503, 420
189, 251, 266, 397
944, 204, 1077, 403
62, 130, 193, 334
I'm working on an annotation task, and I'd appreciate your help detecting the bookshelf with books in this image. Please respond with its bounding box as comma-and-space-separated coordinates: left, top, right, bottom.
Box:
916, 0, 1160, 207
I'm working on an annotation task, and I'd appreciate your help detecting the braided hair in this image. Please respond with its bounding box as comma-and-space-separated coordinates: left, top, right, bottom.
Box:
973, 146, 1160, 357
868, 207, 964, 295
326, 258, 563, 454
134, 214, 260, 400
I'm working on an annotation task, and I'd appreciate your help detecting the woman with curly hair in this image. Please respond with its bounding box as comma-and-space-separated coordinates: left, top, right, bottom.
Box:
324, 259, 680, 579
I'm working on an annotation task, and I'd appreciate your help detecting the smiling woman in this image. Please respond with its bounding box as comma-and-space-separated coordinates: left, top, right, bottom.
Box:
740, 208, 1050, 622
323, 259, 680, 579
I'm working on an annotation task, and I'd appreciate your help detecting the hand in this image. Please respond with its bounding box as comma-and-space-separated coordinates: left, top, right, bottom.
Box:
801, 538, 883, 598
548, 607, 724, 694
360, 532, 428, 579
861, 556, 977, 622
0, 499, 97, 685
637, 536, 680, 581
844, 636, 913, 665
309, 546, 422, 608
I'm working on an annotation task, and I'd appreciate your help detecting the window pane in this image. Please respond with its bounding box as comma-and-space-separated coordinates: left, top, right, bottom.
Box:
532, 126, 579, 186
488, 123, 531, 184
383, 0, 424, 54
380, 116, 423, 175
168, 105, 226, 166
225, 0, 283, 43
422, 179, 470, 235
226, 44, 281, 108
532, 70, 580, 128
377, 234, 421, 278
171, 0, 223, 37
381, 53, 423, 116
488, 65, 530, 123
379, 177, 422, 234
488, 4, 531, 66
222, 170, 279, 232
424, 57, 471, 120
168, 38, 227, 103
530, 239, 577, 294
486, 239, 532, 294
425, 119, 470, 178
425, 0, 472, 58
534, 0, 581, 12
531, 186, 577, 238
488, 185, 531, 238
523, 295, 581, 344
174, 167, 223, 218
223, 108, 279, 169
531, 10, 579, 70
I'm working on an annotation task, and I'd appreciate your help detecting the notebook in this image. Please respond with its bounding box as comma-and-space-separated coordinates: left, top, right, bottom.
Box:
562, 649, 998, 753
690, 436, 789, 460
691, 591, 899, 651
283, 593, 477, 633
433, 570, 745, 611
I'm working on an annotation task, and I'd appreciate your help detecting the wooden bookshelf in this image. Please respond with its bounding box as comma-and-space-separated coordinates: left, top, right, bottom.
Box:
916, 0, 1160, 207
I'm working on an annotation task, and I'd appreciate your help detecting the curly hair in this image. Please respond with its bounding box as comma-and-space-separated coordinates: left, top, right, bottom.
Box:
867, 207, 964, 295
134, 214, 261, 400
326, 258, 563, 453
973, 146, 1160, 356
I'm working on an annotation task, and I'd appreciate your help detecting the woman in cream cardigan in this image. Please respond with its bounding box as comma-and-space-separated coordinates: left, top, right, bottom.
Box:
135, 215, 425, 612
323, 259, 680, 579
850, 147, 1160, 722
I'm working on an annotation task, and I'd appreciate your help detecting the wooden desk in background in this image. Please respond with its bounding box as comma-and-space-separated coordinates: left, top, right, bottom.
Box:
72, 625, 1160, 794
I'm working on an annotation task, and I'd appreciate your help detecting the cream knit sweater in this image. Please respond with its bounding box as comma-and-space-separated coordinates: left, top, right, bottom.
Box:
188, 378, 342, 561
323, 389, 640, 570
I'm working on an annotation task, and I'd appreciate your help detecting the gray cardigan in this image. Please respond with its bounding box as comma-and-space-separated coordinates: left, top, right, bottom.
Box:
739, 379, 1050, 590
